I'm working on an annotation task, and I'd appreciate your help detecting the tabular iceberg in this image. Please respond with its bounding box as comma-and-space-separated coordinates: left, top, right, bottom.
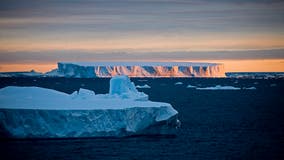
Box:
46, 62, 225, 78
0, 76, 180, 138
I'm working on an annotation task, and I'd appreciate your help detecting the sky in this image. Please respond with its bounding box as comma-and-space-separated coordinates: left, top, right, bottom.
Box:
0, 0, 284, 72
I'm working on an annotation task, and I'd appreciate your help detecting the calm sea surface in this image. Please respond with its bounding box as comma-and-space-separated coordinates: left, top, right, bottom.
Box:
0, 77, 283, 160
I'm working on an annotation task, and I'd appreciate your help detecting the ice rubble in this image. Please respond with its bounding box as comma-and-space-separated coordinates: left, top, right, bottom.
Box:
0, 76, 179, 138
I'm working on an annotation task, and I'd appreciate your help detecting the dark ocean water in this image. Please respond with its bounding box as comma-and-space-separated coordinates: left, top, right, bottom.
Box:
0, 77, 284, 160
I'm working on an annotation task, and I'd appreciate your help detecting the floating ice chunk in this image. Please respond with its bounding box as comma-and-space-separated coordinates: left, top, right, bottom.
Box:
136, 84, 151, 89
109, 76, 137, 95
196, 85, 241, 90
186, 84, 197, 88
243, 87, 256, 90
174, 82, 183, 85
109, 76, 148, 101
0, 76, 179, 138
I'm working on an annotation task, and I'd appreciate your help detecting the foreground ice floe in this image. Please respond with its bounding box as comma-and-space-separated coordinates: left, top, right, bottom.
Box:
0, 76, 179, 138
174, 82, 183, 85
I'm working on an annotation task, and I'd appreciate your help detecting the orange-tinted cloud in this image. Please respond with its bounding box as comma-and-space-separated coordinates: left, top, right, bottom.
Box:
0, 33, 284, 52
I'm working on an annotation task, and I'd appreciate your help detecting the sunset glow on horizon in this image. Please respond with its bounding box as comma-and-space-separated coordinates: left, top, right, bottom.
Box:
1, 59, 284, 73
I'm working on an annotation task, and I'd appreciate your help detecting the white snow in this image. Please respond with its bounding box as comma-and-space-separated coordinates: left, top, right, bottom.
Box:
174, 82, 183, 85
0, 76, 179, 138
186, 84, 197, 88
196, 85, 241, 90
136, 84, 151, 89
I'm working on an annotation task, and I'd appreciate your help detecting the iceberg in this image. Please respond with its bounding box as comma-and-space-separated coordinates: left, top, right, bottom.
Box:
46, 62, 226, 78
109, 76, 149, 101
0, 76, 179, 138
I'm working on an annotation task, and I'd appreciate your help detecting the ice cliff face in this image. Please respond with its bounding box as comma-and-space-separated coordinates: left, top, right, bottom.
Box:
0, 107, 178, 138
0, 76, 179, 138
47, 62, 225, 78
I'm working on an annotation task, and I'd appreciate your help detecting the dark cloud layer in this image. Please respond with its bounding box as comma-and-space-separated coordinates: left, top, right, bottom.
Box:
0, 0, 283, 62
1, 0, 283, 31
0, 49, 283, 64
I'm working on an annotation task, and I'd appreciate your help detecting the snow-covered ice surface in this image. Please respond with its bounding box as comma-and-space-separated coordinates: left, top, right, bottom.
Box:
0, 76, 179, 138
196, 85, 241, 90
45, 62, 226, 78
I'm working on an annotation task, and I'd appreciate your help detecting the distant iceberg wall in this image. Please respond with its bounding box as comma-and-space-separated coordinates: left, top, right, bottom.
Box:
54, 62, 226, 78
